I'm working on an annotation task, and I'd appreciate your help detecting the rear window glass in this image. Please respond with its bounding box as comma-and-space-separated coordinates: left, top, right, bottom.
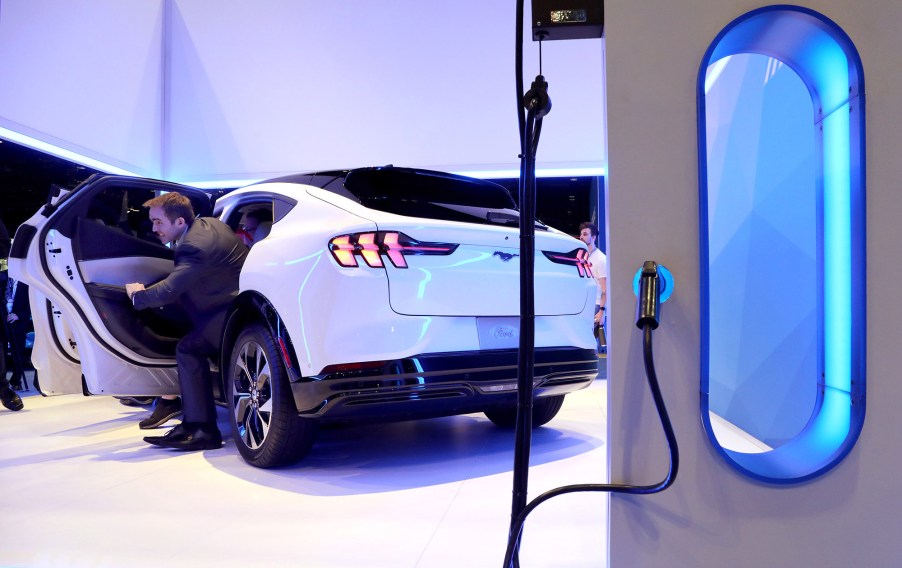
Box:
329, 168, 520, 226
264, 167, 524, 226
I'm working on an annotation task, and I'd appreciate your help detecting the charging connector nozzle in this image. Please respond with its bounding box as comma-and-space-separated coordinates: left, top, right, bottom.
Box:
635, 261, 661, 329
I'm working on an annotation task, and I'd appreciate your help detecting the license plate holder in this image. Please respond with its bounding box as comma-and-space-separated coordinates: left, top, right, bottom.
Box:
476, 317, 520, 349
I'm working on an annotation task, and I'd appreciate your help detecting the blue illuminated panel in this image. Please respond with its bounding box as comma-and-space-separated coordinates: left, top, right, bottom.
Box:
698, 6, 865, 483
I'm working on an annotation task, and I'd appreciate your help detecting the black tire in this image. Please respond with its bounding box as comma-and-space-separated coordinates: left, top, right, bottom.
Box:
484, 395, 566, 428
227, 323, 316, 468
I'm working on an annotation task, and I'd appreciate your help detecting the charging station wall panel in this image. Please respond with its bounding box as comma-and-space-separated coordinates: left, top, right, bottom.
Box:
607, 0, 896, 565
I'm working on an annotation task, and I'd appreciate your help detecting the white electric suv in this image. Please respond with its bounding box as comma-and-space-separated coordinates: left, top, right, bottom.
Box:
10, 166, 599, 467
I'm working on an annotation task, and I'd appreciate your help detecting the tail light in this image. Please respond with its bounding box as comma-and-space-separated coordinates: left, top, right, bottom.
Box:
542, 248, 593, 278
329, 231, 458, 269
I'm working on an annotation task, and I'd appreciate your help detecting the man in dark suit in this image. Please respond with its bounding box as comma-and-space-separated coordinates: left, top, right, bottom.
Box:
126, 193, 248, 450
5, 278, 33, 391
0, 217, 23, 412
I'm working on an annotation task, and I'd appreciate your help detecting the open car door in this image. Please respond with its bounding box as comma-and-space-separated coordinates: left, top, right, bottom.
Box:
9, 175, 214, 396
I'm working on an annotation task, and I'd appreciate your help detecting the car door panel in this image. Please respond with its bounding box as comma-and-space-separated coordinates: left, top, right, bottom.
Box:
87, 283, 190, 358
28, 289, 83, 395
79, 256, 174, 288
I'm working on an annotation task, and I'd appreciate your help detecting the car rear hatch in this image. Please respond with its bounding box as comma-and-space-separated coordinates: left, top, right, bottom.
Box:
320, 167, 595, 318
381, 222, 592, 317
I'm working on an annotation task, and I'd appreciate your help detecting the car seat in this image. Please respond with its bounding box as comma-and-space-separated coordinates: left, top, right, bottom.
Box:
253, 221, 273, 242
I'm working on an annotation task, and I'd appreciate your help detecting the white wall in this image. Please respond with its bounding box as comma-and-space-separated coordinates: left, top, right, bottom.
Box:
0, 0, 165, 177
165, 0, 605, 183
0, 0, 605, 184
606, 0, 902, 565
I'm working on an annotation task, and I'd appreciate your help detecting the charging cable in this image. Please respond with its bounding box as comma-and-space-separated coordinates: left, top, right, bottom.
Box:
506, 3, 679, 565
503, 262, 680, 567
509, 2, 552, 550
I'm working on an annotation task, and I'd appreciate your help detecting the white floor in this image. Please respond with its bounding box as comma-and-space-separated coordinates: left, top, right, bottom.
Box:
0, 374, 609, 568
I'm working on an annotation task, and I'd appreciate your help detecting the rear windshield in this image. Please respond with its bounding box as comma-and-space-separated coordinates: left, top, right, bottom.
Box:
293, 167, 522, 226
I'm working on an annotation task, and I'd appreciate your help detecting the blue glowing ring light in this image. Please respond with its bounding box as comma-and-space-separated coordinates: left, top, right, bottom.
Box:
632, 264, 674, 304
697, 5, 865, 483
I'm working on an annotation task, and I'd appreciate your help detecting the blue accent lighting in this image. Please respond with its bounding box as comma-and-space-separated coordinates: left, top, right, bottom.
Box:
631, 264, 674, 304
698, 5, 866, 483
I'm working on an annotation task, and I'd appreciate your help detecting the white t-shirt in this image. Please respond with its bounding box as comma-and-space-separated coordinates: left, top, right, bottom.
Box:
588, 248, 607, 305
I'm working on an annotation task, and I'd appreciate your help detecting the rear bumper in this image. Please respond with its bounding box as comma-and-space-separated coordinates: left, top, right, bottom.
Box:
290, 347, 598, 422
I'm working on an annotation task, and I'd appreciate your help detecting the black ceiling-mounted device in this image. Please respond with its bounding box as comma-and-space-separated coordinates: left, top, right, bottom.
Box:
532, 0, 604, 41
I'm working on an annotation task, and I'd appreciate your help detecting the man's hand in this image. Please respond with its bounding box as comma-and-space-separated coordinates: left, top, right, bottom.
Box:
6, 313, 18, 323
125, 283, 146, 300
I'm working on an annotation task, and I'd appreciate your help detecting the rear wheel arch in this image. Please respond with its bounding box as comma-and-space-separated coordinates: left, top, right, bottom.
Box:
220, 291, 302, 398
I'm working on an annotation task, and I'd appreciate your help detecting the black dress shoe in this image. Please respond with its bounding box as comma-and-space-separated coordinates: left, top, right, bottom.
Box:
144, 423, 188, 446
139, 397, 182, 429
117, 396, 156, 407
0, 387, 24, 411
157, 425, 223, 451
8, 377, 23, 391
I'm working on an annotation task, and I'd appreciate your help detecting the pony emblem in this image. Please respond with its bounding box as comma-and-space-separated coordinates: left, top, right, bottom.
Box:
493, 251, 519, 262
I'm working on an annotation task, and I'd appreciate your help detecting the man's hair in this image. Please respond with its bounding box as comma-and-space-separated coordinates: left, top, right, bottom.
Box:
246, 208, 273, 223
143, 193, 195, 224
578, 222, 598, 237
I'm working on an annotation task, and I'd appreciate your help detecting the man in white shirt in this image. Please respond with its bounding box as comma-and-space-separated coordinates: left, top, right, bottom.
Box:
579, 222, 607, 353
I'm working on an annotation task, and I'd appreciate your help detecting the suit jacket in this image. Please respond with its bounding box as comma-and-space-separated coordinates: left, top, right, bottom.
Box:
10, 281, 30, 321
133, 217, 248, 345
0, 277, 31, 346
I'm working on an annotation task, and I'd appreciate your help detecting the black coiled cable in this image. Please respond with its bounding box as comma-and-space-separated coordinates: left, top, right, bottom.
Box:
503, 324, 679, 567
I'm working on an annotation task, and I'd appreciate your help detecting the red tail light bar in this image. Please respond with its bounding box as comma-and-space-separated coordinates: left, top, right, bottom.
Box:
329, 231, 459, 269
542, 248, 594, 278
